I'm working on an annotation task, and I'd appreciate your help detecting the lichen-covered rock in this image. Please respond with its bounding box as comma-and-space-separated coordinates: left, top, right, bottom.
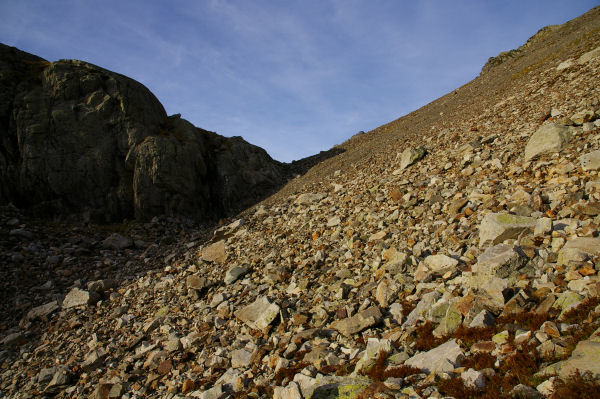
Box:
309, 376, 371, 399
478, 213, 537, 247
538, 339, 600, 379
400, 146, 426, 170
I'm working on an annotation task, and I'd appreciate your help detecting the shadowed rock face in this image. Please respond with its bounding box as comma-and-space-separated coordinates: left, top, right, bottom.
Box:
0, 43, 288, 222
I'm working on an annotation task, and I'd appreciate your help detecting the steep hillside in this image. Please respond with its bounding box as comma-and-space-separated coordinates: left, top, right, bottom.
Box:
2, 5, 600, 399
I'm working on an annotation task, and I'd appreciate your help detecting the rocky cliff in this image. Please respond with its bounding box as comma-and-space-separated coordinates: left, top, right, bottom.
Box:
0, 44, 289, 222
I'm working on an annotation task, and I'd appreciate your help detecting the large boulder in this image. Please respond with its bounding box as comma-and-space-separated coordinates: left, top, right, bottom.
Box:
479, 213, 537, 247
0, 44, 289, 222
523, 124, 572, 161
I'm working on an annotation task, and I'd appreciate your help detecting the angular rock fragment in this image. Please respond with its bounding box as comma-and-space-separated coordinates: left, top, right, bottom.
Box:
224, 265, 250, 285
405, 339, 463, 374
472, 244, 527, 280
234, 296, 280, 330
539, 339, 600, 379
558, 237, 600, 266
202, 240, 227, 263
296, 193, 327, 205
25, 300, 59, 321
478, 213, 536, 247
331, 306, 382, 336
62, 288, 100, 308
400, 146, 427, 170
102, 233, 133, 249
523, 123, 572, 161
581, 150, 600, 171
274, 382, 303, 399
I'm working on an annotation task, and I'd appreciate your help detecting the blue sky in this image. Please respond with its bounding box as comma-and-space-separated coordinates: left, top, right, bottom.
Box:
1, 1, 597, 162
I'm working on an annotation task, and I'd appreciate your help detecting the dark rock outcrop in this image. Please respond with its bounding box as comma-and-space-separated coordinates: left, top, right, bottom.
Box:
0, 44, 289, 222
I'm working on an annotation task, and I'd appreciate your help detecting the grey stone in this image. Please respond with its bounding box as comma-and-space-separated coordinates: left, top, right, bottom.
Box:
274, 382, 303, 399
62, 288, 100, 308
578, 46, 600, 64
186, 274, 207, 291
403, 290, 442, 328
478, 213, 536, 247
82, 348, 107, 372
224, 265, 250, 285
473, 244, 527, 279
197, 384, 225, 399
87, 279, 117, 293
461, 368, 486, 389
296, 193, 327, 205
469, 309, 496, 328
234, 297, 280, 330
405, 339, 464, 374
400, 147, 427, 170
101, 233, 133, 250
581, 150, 600, 171
331, 306, 382, 336
216, 368, 245, 392
231, 349, 252, 369
44, 366, 71, 394
524, 123, 572, 161
558, 237, 600, 266
539, 339, 600, 379
423, 254, 459, 274
25, 301, 59, 321
1, 332, 26, 346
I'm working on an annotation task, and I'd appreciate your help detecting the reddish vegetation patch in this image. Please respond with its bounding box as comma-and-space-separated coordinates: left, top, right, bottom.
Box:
496, 311, 551, 332
355, 382, 388, 399
551, 371, 600, 399
560, 297, 600, 324
274, 361, 310, 385
414, 321, 446, 351
461, 352, 496, 370
452, 325, 495, 346
358, 350, 423, 382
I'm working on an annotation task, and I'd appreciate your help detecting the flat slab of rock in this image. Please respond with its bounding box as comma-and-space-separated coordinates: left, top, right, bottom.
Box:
472, 244, 527, 280
101, 233, 133, 250
202, 240, 226, 263
331, 306, 382, 336
62, 288, 99, 308
424, 254, 459, 274
25, 301, 59, 321
405, 339, 463, 374
400, 146, 426, 170
234, 296, 280, 330
224, 265, 250, 285
524, 123, 572, 161
478, 213, 536, 247
295, 193, 327, 205
580, 150, 600, 171
558, 237, 600, 266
